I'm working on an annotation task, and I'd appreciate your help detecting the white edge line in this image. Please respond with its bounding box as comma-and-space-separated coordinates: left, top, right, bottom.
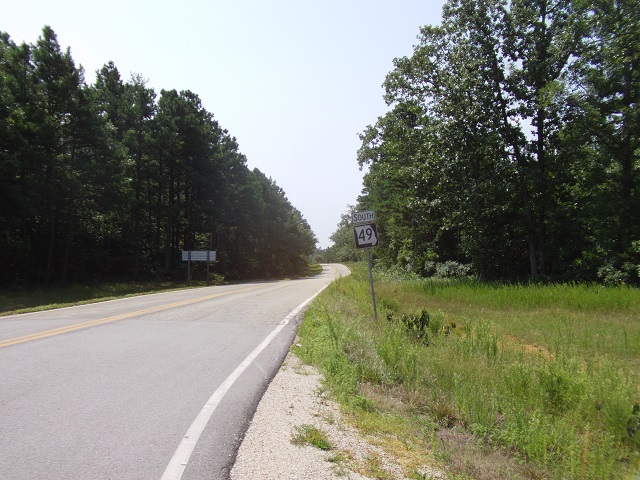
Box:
160, 282, 331, 480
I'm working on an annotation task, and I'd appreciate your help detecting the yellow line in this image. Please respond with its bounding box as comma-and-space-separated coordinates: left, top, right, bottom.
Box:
0, 284, 265, 349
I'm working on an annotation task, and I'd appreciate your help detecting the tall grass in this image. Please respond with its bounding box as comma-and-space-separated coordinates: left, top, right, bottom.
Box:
296, 264, 640, 479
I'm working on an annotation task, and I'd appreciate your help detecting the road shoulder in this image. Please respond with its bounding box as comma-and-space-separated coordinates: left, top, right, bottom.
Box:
230, 349, 446, 480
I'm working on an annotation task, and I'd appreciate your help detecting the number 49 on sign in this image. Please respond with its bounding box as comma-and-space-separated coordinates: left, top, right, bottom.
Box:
354, 223, 378, 249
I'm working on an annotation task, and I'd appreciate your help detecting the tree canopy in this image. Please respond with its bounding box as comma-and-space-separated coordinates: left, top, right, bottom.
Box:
0, 26, 316, 286
354, 0, 639, 284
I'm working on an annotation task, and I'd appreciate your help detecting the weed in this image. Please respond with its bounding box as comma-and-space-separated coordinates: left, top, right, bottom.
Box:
291, 424, 333, 451
429, 395, 458, 428
386, 309, 451, 344
360, 453, 395, 480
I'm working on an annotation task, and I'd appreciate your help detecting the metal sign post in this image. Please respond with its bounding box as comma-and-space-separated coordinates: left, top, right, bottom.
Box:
187, 250, 191, 283
365, 247, 378, 321
353, 212, 379, 320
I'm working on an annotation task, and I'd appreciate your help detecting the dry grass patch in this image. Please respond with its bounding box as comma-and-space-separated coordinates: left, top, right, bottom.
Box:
436, 428, 546, 480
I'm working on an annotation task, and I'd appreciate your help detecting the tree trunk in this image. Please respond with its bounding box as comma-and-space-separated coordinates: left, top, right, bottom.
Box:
44, 155, 56, 287
619, 61, 634, 249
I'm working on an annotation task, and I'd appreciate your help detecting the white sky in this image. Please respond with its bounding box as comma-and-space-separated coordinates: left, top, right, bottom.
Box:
2, 0, 445, 248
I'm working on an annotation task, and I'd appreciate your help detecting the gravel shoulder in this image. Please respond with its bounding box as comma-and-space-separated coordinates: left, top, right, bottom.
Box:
230, 349, 447, 480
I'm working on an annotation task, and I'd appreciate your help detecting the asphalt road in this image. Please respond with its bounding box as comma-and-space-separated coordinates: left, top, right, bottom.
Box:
0, 264, 349, 480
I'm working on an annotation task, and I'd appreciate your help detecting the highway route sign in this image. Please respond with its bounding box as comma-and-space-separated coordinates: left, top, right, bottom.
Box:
354, 223, 378, 249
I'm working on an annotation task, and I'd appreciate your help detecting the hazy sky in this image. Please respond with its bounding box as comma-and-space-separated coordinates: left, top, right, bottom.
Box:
2, 0, 446, 248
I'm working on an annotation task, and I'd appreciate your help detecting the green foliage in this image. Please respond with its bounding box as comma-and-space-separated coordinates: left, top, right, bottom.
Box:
317, 206, 364, 264
386, 309, 449, 344
291, 424, 333, 451
349, 0, 640, 284
0, 26, 316, 286
297, 263, 640, 479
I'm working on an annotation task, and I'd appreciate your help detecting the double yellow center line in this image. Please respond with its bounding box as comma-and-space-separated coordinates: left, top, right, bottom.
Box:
0, 285, 265, 349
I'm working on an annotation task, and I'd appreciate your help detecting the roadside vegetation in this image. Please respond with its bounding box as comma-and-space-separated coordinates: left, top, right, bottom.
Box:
1, 26, 316, 289
347, 0, 640, 286
295, 263, 640, 479
291, 424, 334, 451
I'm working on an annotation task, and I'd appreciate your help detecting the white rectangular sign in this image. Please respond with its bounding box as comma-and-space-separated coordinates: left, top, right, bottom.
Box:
352, 210, 375, 224
181, 250, 217, 262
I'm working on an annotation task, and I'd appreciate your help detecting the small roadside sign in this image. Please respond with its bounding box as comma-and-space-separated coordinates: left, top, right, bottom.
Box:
354, 223, 378, 249
182, 250, 217, 284
352, 210, 375, 224
182, 250, 217, 262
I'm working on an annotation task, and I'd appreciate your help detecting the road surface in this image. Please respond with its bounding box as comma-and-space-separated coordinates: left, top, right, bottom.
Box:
0, 264, 349, 480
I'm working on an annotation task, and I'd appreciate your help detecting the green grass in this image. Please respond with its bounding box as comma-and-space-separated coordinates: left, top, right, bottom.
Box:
294, 263, 640, 480
291, 424, 333, 451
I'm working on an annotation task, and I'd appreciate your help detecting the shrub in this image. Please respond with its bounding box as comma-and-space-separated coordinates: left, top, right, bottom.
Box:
434, 261, 472, 279
386, 309, 449, 344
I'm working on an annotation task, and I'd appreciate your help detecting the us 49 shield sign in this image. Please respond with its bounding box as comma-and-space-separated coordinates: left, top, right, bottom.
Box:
353, 223, 378, 249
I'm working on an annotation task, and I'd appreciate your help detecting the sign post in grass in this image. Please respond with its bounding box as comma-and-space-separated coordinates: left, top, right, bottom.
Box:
181, 250, 217, 284
352, 211, 379, 320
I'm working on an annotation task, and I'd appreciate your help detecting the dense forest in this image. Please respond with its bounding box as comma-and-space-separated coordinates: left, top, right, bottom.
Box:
328, 0, 639, 284
0, 26, 317, 286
